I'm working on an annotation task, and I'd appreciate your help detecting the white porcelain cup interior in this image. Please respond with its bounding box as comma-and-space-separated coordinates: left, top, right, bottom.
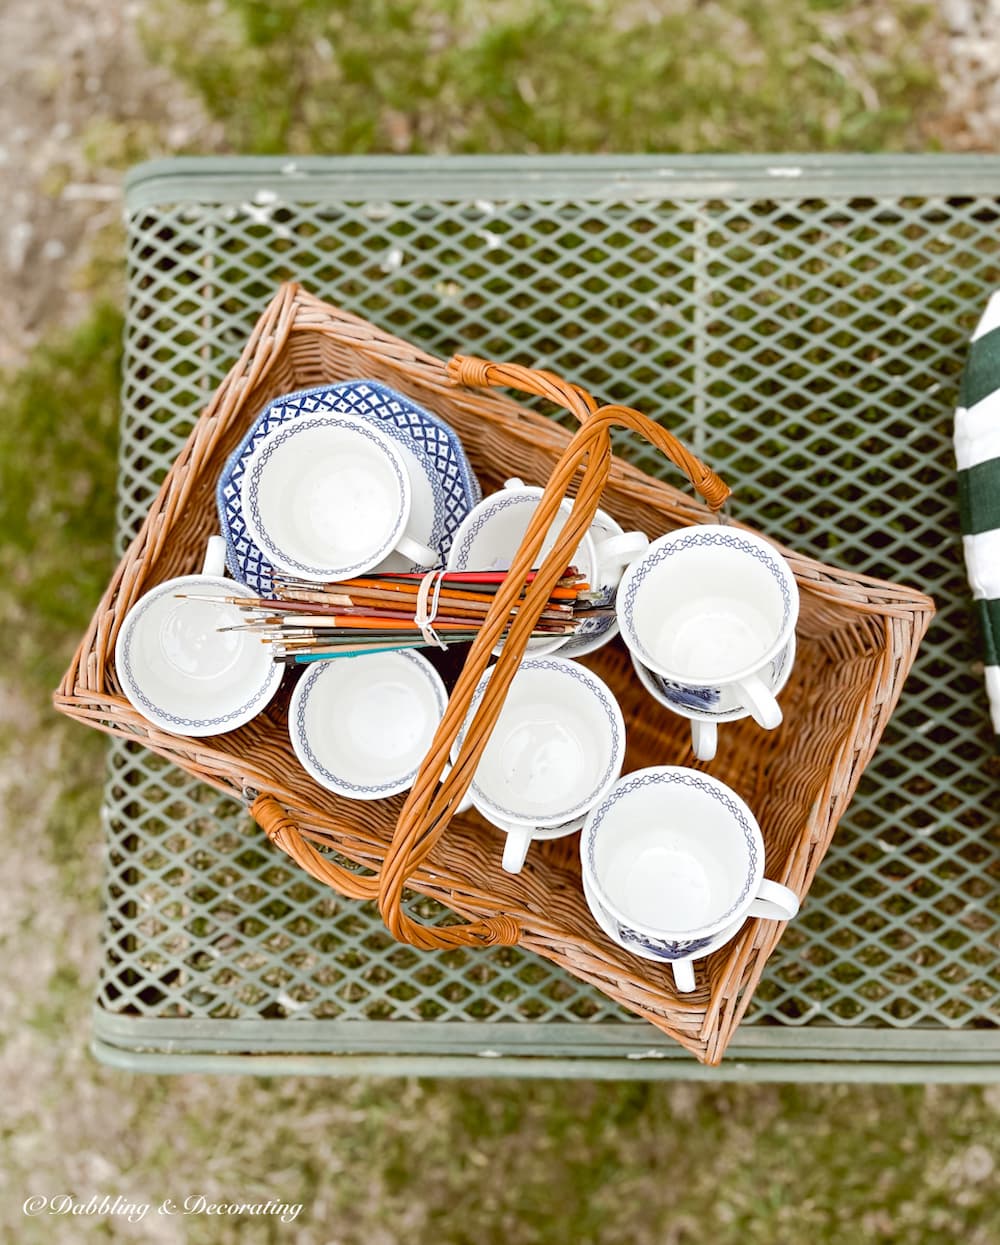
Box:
241, 414, 436, 579
583, 766, 799, 946
446, 477, 591, 574
618, 526, 798, 730
453, 657, 625, 872
447, 478, 648, 656
115, 536, 282, 736
446, 478, 601, 655
290, 650, 446, 799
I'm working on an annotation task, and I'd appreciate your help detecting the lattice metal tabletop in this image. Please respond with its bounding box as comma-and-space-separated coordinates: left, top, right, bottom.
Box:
96, 156, 999, 1080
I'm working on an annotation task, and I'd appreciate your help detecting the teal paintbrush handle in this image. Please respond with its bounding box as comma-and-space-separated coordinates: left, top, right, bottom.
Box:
292, 643, 431, 663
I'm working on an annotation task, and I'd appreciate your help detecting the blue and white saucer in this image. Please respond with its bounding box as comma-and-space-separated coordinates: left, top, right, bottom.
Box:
581, 868, 745, 992
217, 381, 481, 594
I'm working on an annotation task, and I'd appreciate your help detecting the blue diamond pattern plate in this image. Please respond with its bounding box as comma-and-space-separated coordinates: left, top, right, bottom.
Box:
217, 380, 482, 594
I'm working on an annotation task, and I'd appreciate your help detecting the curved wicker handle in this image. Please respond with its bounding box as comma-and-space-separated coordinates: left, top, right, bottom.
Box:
447, 355, 731, 511
252, 793, 381, 899
255, 359, 730, 951
372, 357, 731, 950
447, 355, 601, 424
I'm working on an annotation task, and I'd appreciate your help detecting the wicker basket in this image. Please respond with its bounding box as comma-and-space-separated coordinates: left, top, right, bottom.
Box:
55, 284, 935, 1064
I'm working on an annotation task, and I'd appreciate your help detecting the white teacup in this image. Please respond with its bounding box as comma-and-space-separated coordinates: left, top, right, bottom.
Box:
582, 869, 745, 993
452, 657, 626, 873
241, 413, 437, 581
289, 650, 447, 799
581, 765, 799, 974
631, 634, 797, 762
617, 525, 799, 735
559, 505, 648, 658
446, 478, 647, 656
115, 536, 284, 737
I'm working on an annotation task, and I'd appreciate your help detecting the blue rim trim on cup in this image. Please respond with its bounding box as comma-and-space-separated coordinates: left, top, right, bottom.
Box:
617, 527, 798, 683
581, 766, 763, 948
455, 657, 625, 825
447, 487, 599, 656
450, 490, 547, 571
116, 576, 283, 735
290, 650, 448, 798
242, 415, 410, 579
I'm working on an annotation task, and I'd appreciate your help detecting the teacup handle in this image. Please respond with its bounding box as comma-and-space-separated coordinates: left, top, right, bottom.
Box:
737, 672, 782, 731
690, 719, 718, 763
672, 958, 696, 993
495, 820, 534, 874
202, 535, 228, 578
395, 533, 439, 569
748, 878, 800, 921
593, 530, 649, 572
504, 477, 526, 491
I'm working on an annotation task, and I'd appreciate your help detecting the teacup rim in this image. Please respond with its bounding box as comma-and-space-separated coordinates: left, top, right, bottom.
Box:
445, 484, 599, 580
114, 573, 283, 737
289, 649, 447, 799
580, 764, 766, 941
240, 412, 413, 581
616, 525, 800, 685
452, 656, 626, 827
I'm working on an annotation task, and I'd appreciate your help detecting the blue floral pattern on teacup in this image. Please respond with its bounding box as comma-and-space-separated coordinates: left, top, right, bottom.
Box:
644, 638, 793, 719
654, 680, 723, 712
614, 924, 715, 961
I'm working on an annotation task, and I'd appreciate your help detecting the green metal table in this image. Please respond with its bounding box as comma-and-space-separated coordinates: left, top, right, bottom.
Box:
98, 155, 999, 1080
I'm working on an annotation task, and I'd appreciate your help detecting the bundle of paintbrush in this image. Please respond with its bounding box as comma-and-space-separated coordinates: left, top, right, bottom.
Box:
191, 569, 611, 664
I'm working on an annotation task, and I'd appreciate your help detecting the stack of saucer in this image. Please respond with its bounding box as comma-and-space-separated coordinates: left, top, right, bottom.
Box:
216, 381, 481, 595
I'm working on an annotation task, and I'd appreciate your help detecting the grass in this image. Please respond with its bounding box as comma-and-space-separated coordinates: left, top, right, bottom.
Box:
144, 0, 941, 155
0, 302, 121, 695
0, 306, 122, 900
4, 1073, 1000, 1243
2, 2, 998, 1242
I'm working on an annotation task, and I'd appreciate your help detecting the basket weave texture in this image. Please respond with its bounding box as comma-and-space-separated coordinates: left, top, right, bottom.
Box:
55, 284, 935, 1064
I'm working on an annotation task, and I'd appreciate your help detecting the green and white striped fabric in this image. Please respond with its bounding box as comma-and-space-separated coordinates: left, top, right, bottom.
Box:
956, 292, 1000, 735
